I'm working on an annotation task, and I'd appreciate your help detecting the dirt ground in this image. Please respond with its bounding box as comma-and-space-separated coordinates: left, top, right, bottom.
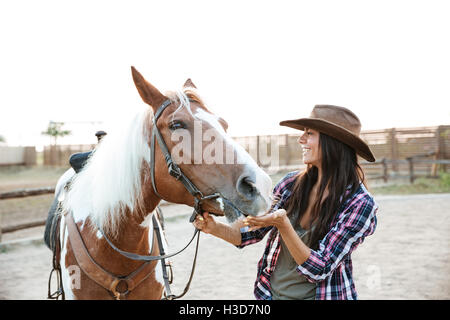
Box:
1, 193, 449, 300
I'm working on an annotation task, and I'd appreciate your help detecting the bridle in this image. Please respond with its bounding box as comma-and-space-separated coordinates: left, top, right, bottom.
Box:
149, 99, 221, 220
97, 98, 222, 299
150, 99, 247, 219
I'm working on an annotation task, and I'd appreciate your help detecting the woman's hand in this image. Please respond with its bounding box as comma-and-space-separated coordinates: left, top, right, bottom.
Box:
193, 212, 217, 234
193, 212, 242, 245
243, 209, 289, 231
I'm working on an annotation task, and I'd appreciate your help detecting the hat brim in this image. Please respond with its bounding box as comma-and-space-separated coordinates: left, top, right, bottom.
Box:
280, 118, 376, 162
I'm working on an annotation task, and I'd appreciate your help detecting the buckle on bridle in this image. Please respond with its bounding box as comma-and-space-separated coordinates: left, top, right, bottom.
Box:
189, 193, 221, 223
111, 278, 129, 300
167, 162, 182, 180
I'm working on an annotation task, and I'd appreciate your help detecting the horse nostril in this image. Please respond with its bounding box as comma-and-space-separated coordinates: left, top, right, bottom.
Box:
236, 175, 257, 200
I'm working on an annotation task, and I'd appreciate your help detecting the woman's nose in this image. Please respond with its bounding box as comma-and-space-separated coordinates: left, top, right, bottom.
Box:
298, 134, 306, 144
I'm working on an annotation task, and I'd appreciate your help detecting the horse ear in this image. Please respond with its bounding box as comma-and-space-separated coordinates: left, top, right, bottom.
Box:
183, 78, 197, 89
131, 66, 167, 110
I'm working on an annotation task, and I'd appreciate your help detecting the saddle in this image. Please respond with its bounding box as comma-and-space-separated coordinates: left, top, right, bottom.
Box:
44, 151, 91, 299
68, 151, 92, 173
44, 185, 66, 299
45, 150, 89, 252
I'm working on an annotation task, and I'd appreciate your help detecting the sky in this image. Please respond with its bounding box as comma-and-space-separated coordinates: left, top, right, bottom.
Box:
1, 0, 449, 148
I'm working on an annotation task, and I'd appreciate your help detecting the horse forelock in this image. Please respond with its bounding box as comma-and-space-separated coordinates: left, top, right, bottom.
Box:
165, 87, 212, 116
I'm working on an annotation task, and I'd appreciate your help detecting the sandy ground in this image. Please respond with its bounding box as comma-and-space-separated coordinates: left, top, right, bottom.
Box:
1, 193, 449, 300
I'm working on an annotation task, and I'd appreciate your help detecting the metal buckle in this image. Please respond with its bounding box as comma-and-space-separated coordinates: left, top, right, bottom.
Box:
168, 163, 182, 180
111, 279, 129, 300
166, 261, 173, 284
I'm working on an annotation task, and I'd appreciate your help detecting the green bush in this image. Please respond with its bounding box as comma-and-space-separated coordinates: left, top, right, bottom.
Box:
439, 171, 450, 188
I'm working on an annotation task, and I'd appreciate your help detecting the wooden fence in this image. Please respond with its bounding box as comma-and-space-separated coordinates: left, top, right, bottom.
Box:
0, 187, 174, 243
43, 144, 95, 166
359, 125, 450, 174
360, 158, 450, 183
39, 125, 450, 170
235, 125, 450, 175
0, 187, 55, 242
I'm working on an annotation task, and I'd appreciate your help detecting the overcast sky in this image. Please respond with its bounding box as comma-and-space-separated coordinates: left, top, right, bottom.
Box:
1, 0, 449, 148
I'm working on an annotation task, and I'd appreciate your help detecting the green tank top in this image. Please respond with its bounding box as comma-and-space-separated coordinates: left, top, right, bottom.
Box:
270, 220, 316, 300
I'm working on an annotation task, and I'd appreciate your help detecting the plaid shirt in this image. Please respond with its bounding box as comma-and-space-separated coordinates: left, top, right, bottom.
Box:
238, 171, 378, 300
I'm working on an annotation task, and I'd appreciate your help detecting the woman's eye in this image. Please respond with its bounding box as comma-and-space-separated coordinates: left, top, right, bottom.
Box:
169, 121, 185, 130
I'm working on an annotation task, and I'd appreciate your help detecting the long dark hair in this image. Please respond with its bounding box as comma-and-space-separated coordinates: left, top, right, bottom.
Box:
285, 133, 365, 250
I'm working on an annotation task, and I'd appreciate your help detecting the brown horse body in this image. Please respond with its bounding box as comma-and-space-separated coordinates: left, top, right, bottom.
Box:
57, 68, 272, 299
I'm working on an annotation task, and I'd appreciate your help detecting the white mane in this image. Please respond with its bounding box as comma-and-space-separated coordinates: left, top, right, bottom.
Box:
63, 106, 153, 235
63, 91, 194, 236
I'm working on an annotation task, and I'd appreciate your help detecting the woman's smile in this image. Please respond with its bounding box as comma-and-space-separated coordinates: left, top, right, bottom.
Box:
299, 128, 321, 167
302, 146, 311, 156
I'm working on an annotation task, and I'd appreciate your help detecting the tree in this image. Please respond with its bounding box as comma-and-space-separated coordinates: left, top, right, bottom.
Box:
0, 135, 5, 143
42, 121, 71, 145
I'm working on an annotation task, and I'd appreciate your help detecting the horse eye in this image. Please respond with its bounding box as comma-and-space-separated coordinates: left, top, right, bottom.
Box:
169, 121, 185, 130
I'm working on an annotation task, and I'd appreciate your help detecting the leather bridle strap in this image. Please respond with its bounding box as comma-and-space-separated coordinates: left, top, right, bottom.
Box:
97, 215, 200, 262
95, 213, 200, 299
154, 213, 200, 300
149, 99, 220, 218
65, 211, 158, 299
150, 99, 171, 200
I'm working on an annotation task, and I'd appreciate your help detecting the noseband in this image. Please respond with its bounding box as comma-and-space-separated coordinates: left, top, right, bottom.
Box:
150, 99, 220, 220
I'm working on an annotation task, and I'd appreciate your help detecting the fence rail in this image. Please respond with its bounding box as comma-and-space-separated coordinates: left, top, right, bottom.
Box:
0, 187, 55, 242
0, 187, 55, 200
0, 187, 173, 242
361, 158, 450, 183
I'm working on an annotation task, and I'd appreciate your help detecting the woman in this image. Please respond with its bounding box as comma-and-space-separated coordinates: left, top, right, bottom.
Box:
194, 105, 378, 300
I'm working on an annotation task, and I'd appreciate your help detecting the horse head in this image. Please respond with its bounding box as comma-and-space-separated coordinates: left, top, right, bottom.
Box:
131, 66, 272, 222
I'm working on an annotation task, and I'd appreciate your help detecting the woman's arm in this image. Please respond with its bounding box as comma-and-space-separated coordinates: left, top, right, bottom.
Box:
296, 197, 378, 282
194, 212, 273, 247
245, 196, 378, 283
193, 212, 243, 246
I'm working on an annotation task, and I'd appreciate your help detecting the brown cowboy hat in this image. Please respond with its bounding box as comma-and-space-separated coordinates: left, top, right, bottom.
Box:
279, 105, 376, 162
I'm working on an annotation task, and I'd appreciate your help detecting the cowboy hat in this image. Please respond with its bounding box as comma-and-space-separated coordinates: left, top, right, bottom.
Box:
279, 105, 376, 162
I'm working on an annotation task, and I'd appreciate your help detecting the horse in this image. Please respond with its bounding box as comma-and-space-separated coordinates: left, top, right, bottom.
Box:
49, 67, 273, 300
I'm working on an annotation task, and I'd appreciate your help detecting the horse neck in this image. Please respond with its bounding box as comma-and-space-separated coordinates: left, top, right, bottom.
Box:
108, 182, 161, 251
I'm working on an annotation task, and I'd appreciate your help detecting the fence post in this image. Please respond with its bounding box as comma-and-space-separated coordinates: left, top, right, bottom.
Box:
285, 134, 290, 166
407, 157, 414, 184
437, 125, 448, 173
382, 158, 388, 183
390, 128, 399, 172
256, 135, 260, 166
24, 146, 37, 166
